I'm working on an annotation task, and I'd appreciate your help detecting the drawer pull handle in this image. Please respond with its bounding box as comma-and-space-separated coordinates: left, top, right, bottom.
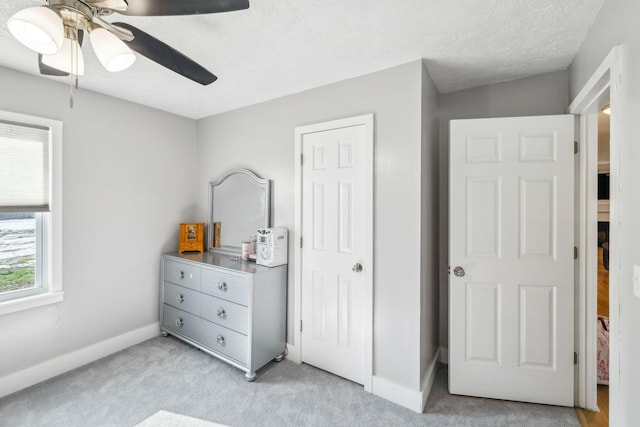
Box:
177, 294, 184, 303
217, 308, 227, 318
175, 318, 184, 327
179, 271, 185, 280
218, 282, 228, 292
216, 335, 225, 346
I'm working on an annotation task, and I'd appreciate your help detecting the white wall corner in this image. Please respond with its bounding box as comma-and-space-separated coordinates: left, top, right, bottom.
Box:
0, 322, 160, 399
372, 375, 424, 413
440, 347, 449, 364
285, 343, 301, 363
421, 348, 441, 411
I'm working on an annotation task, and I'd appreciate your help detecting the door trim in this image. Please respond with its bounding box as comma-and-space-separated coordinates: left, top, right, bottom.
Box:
569, 45, 621, 421
290, 113, 374, 392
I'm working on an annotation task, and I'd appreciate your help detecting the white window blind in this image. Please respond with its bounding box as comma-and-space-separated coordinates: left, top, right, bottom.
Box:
0, 119, 51, 212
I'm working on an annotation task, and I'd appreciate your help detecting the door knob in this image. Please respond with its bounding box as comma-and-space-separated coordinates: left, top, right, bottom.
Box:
352, 263, 363, 273
453, 266, 465, 277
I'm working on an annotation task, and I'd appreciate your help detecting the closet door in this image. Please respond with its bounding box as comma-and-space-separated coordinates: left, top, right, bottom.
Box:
298, 115, 373, 389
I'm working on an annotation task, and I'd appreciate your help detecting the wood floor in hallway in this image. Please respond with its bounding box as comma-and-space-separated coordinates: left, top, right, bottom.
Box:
575, 247, 609, 427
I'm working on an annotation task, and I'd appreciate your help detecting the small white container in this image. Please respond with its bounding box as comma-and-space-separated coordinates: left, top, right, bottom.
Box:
241, 240, 252, 261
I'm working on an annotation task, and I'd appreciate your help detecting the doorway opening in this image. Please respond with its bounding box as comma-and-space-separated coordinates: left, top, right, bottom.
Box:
591, 101, 611, 425
569, 46, 621, 425
575, 97, 612, 427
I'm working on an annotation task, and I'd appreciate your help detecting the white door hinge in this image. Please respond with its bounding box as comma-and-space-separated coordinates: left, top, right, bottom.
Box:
300, 236, 303, 248
574, 141, 579, 154
300, 320, 303, 332
574, 246, 578, 260
574, 352, 578, 365
301, 154, 304, 165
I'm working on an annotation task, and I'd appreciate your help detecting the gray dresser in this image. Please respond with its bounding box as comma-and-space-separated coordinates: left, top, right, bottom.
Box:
160, 252, 287, 381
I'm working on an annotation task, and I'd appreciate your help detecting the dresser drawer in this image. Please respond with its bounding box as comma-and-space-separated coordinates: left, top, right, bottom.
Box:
201, 294, 248, 335
162, 305, 202, 341
163, 282, 199, 315
199, 323, 248, 365
201, 270, 250, 306
164, 259, 201, 290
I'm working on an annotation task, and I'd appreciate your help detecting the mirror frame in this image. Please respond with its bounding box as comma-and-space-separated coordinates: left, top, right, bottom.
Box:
207, 168, 271, 254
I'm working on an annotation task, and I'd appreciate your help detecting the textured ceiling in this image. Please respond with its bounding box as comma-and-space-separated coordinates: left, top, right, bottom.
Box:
0, 0, 605, 119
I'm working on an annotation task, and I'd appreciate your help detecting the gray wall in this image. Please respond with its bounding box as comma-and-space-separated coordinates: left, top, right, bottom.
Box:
0, 66, 196, 377
420, 63, 440, 381
569, 0, 640, 423
196, 60, 434, 390
437, 70, 570, 350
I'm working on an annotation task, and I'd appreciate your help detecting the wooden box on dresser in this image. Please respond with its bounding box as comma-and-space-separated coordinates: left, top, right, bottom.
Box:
160, 252, 287, 381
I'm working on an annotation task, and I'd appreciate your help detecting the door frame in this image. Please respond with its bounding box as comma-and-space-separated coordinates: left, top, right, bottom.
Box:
569, 46, 621, 421
289, 113, 374, 392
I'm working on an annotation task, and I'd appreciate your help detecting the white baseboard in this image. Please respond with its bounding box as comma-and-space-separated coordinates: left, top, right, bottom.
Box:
0, 322, 160, 399
372, 375, 423, 413
439, 347, 449, 364
372, 356, 445, 417
291, 346, 441, 413
372, 347, 439, 414
285, 342, 301, 363
420, 347, 441, 411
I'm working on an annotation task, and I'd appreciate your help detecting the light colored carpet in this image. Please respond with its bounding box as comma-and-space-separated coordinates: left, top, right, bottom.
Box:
0, 336, 580, 426
135, 410, 227, 427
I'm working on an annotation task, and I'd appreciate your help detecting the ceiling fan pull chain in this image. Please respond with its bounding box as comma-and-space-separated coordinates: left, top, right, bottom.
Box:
74, 28, 79, 89
69, 73, 74, 109
69, 27, 79, 108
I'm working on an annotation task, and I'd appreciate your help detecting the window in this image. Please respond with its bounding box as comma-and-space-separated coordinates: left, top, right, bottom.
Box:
0, 111, 62, 314
0, 213, 42, 300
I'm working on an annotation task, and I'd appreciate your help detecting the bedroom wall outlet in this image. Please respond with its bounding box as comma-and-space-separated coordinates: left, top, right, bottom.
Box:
634, 264, 640, 298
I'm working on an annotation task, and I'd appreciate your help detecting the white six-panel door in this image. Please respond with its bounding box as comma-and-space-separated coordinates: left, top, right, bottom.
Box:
449, 115, 575, 406
299, 120, 370, 386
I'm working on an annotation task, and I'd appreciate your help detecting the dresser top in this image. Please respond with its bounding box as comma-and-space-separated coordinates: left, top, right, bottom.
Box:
164, 252, 279, 274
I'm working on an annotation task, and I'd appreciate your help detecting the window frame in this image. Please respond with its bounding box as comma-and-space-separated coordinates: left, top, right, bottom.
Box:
0, 111, 63, 315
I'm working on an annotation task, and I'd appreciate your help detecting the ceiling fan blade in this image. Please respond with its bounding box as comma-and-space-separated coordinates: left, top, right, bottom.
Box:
118, 0, 249, 16
37, 30, 83, 77
38, 54, 69, 76
113, 23, 217, 85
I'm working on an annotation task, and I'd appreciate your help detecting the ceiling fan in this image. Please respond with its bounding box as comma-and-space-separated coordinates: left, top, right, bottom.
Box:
7, 0, 250, 85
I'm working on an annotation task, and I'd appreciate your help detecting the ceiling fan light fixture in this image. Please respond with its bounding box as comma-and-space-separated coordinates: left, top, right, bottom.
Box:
42, 37, 85, 76
8, 6, 64, 55
90, 28, 136, 72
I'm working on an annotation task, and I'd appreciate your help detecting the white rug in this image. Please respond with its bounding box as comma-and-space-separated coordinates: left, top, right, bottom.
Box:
135, 410, 228, 427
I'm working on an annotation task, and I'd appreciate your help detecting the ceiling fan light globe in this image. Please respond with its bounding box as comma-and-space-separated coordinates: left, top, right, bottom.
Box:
106, 53, 136, 72
8, 6, 63, 55
90, 28, 136, 72
41, 37, 85, 75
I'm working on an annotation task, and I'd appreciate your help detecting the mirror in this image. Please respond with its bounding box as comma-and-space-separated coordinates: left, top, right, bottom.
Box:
208, 169, 270, 254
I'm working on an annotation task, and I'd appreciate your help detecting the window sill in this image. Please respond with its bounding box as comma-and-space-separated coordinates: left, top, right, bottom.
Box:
0, 291, 64, 316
